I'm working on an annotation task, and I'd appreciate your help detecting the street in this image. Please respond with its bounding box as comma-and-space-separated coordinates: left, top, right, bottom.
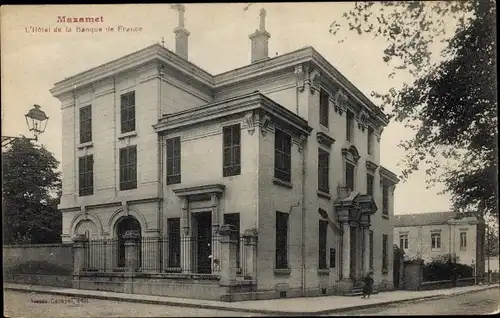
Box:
3, 290, 263, 318
333, 288, 500, 316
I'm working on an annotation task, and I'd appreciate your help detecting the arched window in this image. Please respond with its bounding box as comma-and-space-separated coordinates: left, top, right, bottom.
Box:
115, 216, 142, 268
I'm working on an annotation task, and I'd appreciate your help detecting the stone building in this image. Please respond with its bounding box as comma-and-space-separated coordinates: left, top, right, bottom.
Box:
394, 211, 485, 272
50, 6, 399, 300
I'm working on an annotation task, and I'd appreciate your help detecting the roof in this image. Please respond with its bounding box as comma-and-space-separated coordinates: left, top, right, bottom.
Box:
394, 211, 458, 227
50, 43, 387, 124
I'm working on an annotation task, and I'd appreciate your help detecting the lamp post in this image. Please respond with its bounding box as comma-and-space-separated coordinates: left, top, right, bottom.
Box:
1, 104, 49, 148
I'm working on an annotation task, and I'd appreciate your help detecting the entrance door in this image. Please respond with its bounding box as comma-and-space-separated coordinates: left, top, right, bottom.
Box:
195, 212, 212, 274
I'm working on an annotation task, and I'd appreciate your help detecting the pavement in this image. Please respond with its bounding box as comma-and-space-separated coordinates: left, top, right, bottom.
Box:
4, 282, 499, 316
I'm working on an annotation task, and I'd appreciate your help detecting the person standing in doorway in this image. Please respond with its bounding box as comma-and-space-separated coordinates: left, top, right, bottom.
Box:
361, 271, 374, 299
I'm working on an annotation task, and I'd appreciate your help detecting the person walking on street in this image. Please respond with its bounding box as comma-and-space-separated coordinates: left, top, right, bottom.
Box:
361, 271, 374, 299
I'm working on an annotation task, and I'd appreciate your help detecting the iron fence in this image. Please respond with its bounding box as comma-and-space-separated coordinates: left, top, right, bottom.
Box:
83, 235, 227, 275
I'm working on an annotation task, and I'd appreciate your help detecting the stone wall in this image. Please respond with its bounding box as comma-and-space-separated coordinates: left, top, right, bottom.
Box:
3, 243, 74, 287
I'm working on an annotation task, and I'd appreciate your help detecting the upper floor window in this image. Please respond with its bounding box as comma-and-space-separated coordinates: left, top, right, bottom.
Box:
346, 162, 355, 191
166, 137, 181, 185
431, 233, 441, 249
121, 91, 136, 134
346, 111, 354, 142
382, 184, 389, 215
223, 124, 241, 177
367, 126, 374, 155
274, 129, 291, 183
399, 234, 409, 250
78, 154, 93, 196
318, 148, 330, 193
79, 105, 92, 144
119, 145, 137, 190
460, 232, 467, 250
319, 89, 329, 128
318, 219, 328, 269
275, 211, 289, 269
367, 173, 374, 196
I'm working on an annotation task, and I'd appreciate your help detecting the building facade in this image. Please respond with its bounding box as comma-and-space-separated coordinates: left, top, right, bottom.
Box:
51, 7, 399, 299
393, 212, 485, 272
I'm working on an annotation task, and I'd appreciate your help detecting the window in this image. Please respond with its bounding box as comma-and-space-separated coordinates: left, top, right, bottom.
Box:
399, 234, 409, 249
319, 89, 329, 127
79, 105, 92, 143
167, 218, 181, 268
120, 91, 136, 133
382, 234, 388, 271
223, 124, 241, 177
166, 137, 181, 185
78, 155, 93, 196
318, 149, 330, 193
224, 213, 241, 270
329, 248, 336, 268
460, 232, 467, 249
119, 146, 137, 190
382, 184, 389, 215
367, 173, 374, 196
367, 126, 374, 155
274, 129, 292, 183
369, 230, 374, 269
346, 162, 355, 191
275, 211, 289, 269
318, 220, 328, 269
431, 233, 441, 249
346, 111, 354, 142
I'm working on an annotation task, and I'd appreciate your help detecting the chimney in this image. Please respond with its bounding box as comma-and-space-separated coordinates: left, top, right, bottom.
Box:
172, 4, 190, 60
249, 8, 271, 63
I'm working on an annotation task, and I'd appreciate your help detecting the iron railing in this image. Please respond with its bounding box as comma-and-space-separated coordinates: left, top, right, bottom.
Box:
83, 235, 238, 275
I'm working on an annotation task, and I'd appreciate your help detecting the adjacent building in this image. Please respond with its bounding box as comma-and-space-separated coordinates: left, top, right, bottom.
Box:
50, 6, 399, 300
393, 211, 485, 272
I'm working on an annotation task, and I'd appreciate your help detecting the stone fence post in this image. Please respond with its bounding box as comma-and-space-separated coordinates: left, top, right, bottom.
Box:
123, 230, 141, 272
219, 224, 238, 286
72, 234, 88, 289
242, 229, 258, 280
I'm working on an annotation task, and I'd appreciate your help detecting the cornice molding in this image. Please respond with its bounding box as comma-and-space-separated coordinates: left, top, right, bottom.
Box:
380, 165, 399, 184
316, 131, 335, 148
154, 92, 313, 137
173, 183, 225, 198
50, 44, 214, 99
366, 159, 379, 172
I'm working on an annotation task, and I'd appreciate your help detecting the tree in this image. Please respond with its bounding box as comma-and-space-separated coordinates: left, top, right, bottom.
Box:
2, 138, 62, 244
330, 1, 497, 221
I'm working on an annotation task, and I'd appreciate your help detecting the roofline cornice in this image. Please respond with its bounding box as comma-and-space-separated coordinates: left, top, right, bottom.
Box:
213, 47, 314, 87
50, 44, 389, 126
50, 44, 215, 99
308, 47, 388, 125
153, 92, 312, 136
380, 165, 400, 184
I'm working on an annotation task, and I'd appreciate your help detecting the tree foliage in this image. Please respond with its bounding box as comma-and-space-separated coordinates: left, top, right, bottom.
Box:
2, 138, 62, 244
331, 1, 497, 221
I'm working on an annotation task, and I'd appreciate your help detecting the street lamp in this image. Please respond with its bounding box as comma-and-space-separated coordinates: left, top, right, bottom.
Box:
1, 104, 49, 148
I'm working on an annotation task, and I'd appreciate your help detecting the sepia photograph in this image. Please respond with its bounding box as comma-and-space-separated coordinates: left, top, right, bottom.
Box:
1, 2, 498, 317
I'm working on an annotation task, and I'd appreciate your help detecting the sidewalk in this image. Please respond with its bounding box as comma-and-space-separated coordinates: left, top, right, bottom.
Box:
4, 282, 499, 315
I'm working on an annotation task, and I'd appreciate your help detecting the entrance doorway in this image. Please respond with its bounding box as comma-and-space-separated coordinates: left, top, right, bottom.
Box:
195, 212, 212, 274
116, 216, 141, 268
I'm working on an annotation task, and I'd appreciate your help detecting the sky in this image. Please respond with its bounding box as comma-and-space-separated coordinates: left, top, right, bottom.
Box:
1, 3, 453, 215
